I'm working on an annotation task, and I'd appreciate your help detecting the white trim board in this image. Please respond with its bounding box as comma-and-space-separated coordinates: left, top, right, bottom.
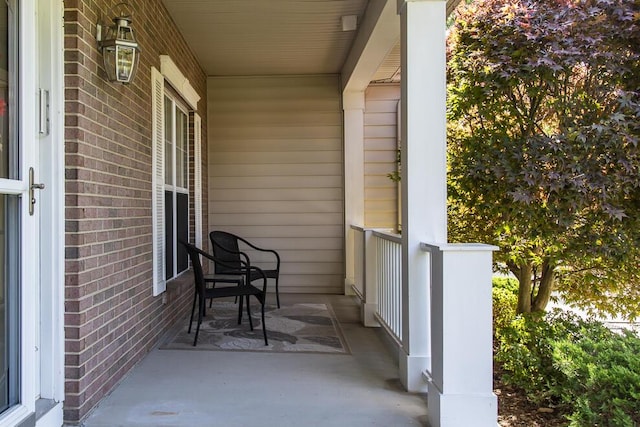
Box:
160, 55, 200, 110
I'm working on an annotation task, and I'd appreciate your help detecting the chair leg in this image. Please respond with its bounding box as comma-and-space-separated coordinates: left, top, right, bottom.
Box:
246, 295, 254, 330
208, 281, 217, 308
202, 294, 208, 317
194, 296, 205, 346
237, 293, 244, 325
188, 291, 197, 334
260, 296, 268, 346
275, 277, 280, 308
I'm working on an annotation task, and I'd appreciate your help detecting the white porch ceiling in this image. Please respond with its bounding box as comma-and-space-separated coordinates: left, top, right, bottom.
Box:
371, 42, 400, 83
161, 0, 464, 81
161, 0, 370, 77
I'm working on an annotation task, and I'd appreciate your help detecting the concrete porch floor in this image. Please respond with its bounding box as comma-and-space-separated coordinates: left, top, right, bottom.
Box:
80, 294, 428, 427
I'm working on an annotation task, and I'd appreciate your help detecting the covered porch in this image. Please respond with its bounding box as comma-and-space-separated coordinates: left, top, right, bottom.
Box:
156, 0, 496, 425
55, 0, 497, 425
81, 294, 428, 426
80, 235, 496, 426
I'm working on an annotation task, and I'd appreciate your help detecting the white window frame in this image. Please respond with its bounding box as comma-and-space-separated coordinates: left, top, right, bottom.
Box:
194, 114, 202, 249
164, 93, 189, 280
151, 58, 201, 295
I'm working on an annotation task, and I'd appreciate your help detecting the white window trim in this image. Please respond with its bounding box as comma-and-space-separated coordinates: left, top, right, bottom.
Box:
151, 59, 202, 295
160, 55, 200, 110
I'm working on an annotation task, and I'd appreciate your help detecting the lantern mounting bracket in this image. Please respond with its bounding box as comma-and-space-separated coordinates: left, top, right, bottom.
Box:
96, 2, 135, 41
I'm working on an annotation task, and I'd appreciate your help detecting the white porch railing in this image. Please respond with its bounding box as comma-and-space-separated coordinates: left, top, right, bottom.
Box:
350, 224, 498, 427
349, 225, 402, 343
373, 231, 402, 342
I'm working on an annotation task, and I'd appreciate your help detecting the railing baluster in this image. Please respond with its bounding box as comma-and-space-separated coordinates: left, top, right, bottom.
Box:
395, 242, 399, 337
368, 231, 402, 344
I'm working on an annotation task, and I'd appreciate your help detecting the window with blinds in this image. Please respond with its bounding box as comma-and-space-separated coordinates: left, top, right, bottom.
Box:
151, 63, 201, 295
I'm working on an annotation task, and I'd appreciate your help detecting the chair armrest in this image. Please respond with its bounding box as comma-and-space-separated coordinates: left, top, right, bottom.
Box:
236, 237, 281, 269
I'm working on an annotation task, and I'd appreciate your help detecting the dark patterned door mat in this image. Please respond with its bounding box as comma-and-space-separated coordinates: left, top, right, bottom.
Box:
160, 302, 350, 354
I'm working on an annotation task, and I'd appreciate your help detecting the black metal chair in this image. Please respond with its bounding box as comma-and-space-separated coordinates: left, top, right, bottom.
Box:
210, 231, 282, 308
180, 240, 268, 347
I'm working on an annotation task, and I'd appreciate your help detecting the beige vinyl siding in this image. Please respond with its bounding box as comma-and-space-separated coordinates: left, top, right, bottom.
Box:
208, 75, 344, 294
364, 84, 400, 229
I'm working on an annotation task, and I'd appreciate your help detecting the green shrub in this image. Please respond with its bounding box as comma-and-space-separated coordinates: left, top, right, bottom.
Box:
492, 276, 519, 293
493, 289, 517, 335
496, 310, 640, 426
496, 310, 572, 405
492, 276, 518, 336
553, 329, 640, 427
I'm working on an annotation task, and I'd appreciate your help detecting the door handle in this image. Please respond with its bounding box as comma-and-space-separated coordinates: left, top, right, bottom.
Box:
29, 167, 45, 216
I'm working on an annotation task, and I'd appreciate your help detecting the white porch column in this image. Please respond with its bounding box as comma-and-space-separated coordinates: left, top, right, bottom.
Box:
424, 243, 498, 427
398, 0, 447, 392
343, 91, 366, 295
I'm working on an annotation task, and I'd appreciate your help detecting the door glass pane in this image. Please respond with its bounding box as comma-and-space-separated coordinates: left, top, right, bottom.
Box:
0, 195, 20, 412
164, 96, 173, 185
0, 1, 17, 180
0, 0, 19, 415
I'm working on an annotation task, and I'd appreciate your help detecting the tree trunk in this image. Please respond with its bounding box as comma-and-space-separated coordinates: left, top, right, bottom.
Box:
532, 261, 555, 312
512, 263, 533, 314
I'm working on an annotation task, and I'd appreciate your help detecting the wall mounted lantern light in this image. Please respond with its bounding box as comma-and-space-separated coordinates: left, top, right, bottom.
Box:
96, 3, 140, 84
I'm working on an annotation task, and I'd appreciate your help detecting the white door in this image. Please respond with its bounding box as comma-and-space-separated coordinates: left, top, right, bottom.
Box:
0, 0, 63, 425
0, 0, 40, 420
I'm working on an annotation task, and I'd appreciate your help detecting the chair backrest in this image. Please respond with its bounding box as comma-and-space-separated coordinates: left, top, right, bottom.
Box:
180, 240, 205, 297
210, 231, 241, 273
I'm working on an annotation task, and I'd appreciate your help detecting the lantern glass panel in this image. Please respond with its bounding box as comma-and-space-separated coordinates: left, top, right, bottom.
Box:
116, 45, 135, 83
117, 24, 133, 41
102, 45, 118, 82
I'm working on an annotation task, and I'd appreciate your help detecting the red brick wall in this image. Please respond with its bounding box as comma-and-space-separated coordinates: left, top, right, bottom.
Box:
63, 0, 208, 422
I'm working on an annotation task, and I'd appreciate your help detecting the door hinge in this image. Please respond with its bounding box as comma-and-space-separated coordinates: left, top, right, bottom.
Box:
39, 88, 50, 136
